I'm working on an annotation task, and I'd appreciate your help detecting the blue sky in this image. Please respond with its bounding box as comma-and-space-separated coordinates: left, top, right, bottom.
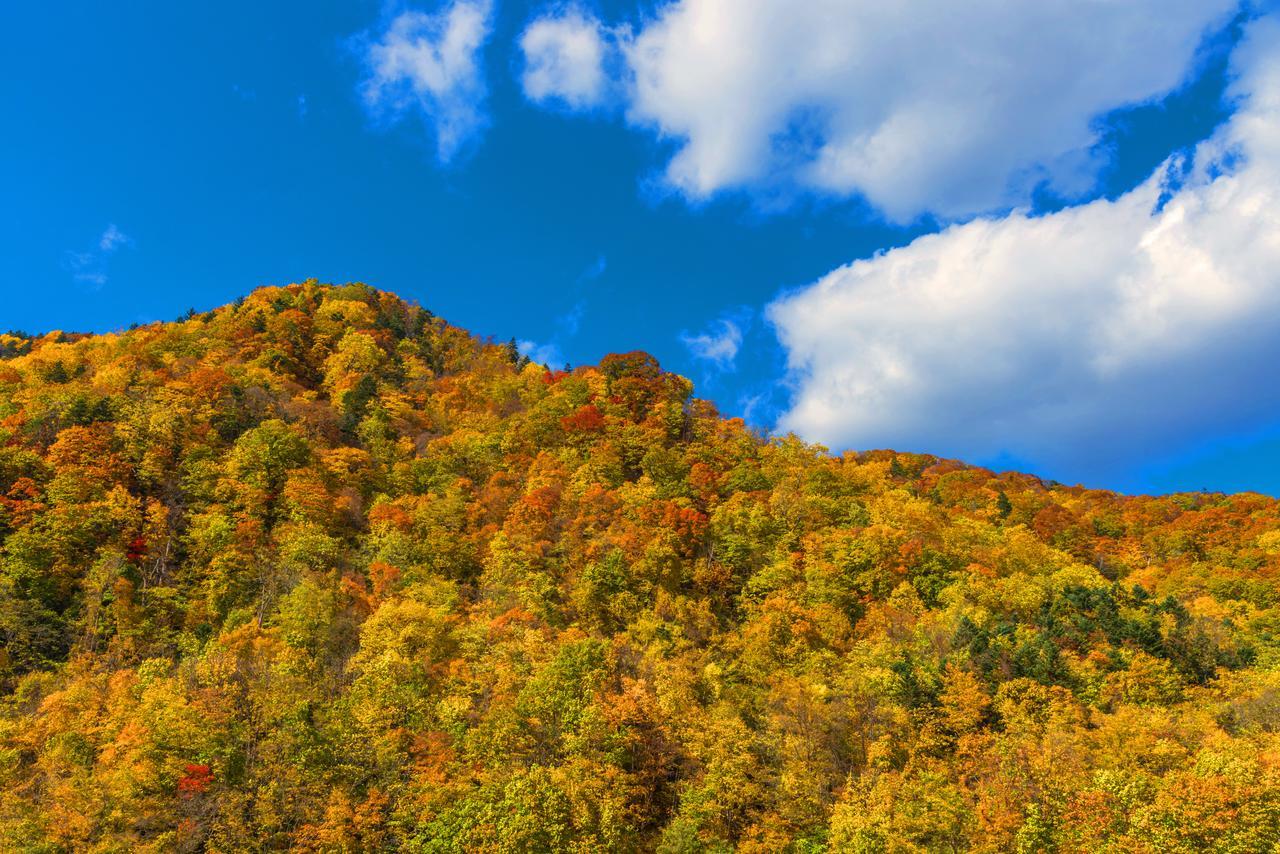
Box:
3, 0, 1279, 496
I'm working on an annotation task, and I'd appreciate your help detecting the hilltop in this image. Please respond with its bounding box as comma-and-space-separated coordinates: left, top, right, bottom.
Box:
0, 281, 1277, 851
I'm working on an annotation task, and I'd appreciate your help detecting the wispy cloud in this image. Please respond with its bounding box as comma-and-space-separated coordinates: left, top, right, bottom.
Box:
517, 256, 606, 369
681, 314, 747, 370
518, 338, 564, 367
358, 1, 494, 163
98, 223, 130, 252
70, 268, 109, 288
738, 391, 773, 427
518, 296, 589, 369
577, 254, 607, 283
64, 224, 132, 289
558, 300, 585, 337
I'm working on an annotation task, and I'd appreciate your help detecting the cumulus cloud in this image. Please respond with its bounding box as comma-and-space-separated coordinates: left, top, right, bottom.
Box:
360, 1, 493, 162
535, 0, 1236, 221
768, 15, 1280, 482
520, 8, 611, 109
681, 317, 744, 369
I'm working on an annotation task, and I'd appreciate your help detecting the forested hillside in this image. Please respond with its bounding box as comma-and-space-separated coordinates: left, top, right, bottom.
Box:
0, 281, 1278, 852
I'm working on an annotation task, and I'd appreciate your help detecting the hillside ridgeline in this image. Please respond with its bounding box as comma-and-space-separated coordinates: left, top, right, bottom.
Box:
0, 281, 1278, 851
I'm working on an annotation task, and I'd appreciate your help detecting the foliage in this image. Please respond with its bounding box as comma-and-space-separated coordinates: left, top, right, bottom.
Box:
0, 281, 1277, 851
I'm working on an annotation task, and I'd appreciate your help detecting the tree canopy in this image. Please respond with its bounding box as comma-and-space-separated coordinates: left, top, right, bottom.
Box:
0, 281, 1277, 851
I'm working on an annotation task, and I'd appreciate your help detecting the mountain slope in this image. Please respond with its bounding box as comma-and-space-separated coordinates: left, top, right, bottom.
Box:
0, 281, 1278, 851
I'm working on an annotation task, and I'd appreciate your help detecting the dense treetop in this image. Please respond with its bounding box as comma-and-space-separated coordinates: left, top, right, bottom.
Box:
0, 281, 1278, 851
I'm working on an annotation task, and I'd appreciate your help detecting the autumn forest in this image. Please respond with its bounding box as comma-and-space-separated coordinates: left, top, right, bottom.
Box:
0, 282, 1278, 852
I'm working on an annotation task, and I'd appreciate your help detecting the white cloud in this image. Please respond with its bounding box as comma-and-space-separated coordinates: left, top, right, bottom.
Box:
64, 224, 132, 289
360, 1, 493, 163
768, 15, 1280, 482
520, 8, 611, 109
98, 224, 130, 252
563, 0, 1238, 222
518, 339, 564, 367
682, 317, 743, 369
